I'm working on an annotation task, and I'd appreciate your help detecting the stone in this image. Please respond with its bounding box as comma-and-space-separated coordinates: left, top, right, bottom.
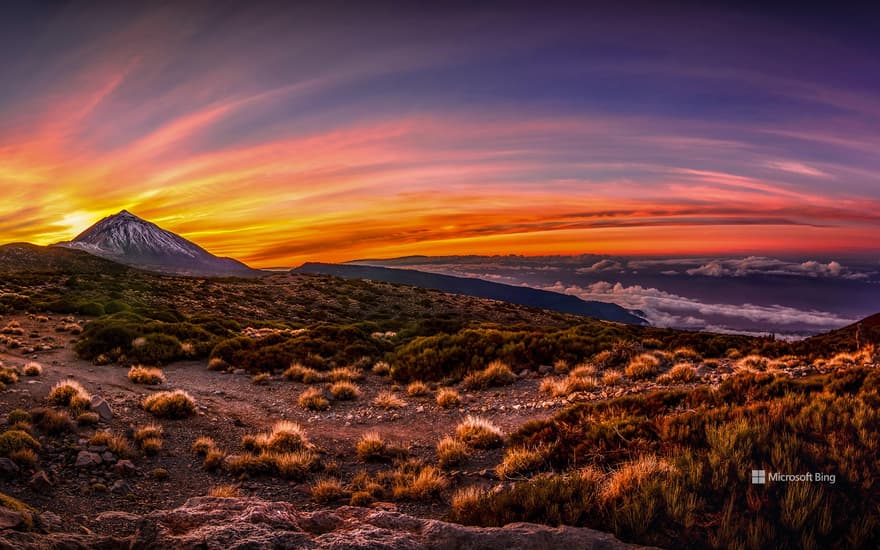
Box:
89, 396, 113, 420
115, 460, 137, 477
102, 452, 116, 463
28, 471, 52, 493
75, 451, 102, 468
0, 457, 20, 478
110, 479, 132, 494
538, 364, 552, 375
0, 508, 23, 529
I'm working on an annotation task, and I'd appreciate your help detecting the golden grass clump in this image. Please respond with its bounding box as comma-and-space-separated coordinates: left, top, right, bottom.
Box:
356, 431, 387, 461
553, 359, 570, 374
252, 373, 271, 385
394, 465, 449, 500
373, 391, 406, 410
243, 420, 310, 454
128, 365, 165, 385
30, 407, 74, 434
208, 484, 241, 498
47, 379, 91, 411
569, 362, 597, 378
298, 387, 330, 410
6, 409, 30, 425
371, 361, 391, 376
134, 424, 164, 455
658, 363, 698, 384
735, 354, 770, 372
327, 367, 362, 382
672, 347, 703, 363
311, 478, 348, 503
406, 381, 430, 396
436, 436, 469, 468
192, 436, 217, 455
435, 388, 460, 409
601, 370, 624, 386
203, 448, 227, 471
451, 485, 486, 517
89, 431, 132, 457
625, 353, 662, 380
496, 445, 550, 480
462, 360, 517, 390
455, 416, 504, 448
284, 363, 325, 383
600, 454, 673, 503
329, 380, 360, 400
207, 357, 228, 371
8, 448, 37, 468
142, 390, 196, 419
23, 362, 42, 376
271, 449, 318, 480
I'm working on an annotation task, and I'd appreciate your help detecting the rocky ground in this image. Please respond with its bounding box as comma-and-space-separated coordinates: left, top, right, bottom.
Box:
0, 312, 842, 548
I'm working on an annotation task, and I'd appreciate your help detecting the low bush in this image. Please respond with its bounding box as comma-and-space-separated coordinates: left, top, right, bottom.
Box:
128, 365, 165, 385
436, 388, 460, 409
462, 361, 517, 390
455, 416, 504, 449
373, 391, 406, 410
299, 387, 330, 411
142, 390, 196, 419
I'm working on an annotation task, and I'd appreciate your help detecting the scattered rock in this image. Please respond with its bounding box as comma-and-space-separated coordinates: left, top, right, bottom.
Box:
89, 396, 113, 420
114, 460, 137, 478
538, 364, 552, 375
110, 480, 132, 494
75, 451, 102, 468
0, 508, 24, 529
28, 471, 52, 494
0, 457, 20, 478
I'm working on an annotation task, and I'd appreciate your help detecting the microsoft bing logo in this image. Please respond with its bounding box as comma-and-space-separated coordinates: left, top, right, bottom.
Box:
751, 470, 766, 484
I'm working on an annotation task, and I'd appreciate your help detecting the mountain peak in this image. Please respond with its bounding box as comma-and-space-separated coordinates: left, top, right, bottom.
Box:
53, 212, 258, 277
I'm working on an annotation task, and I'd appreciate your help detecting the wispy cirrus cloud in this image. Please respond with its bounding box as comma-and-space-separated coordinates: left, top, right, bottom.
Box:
0, 3, 878, 265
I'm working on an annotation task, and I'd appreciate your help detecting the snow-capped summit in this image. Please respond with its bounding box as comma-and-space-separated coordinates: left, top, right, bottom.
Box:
54, 210, 258, 277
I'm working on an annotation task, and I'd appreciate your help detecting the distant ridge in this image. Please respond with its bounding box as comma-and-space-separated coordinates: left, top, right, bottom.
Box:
293, 262, 648, 325
53, 210, 259, 277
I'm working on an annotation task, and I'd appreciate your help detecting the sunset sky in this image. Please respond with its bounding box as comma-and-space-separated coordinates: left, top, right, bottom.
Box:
1, 2, 878, 267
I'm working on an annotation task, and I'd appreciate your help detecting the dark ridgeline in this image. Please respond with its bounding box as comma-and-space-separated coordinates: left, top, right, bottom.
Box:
294, 262, 647, 325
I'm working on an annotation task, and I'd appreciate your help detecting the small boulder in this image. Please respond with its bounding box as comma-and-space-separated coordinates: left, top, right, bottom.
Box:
28, 471, 52, 494
0, 458, 20, 478
90, 396, 114, 420
110, 479, 132, 494
0, 508, 23, 529
114, 460, 137, 477
75, 451, 102, 468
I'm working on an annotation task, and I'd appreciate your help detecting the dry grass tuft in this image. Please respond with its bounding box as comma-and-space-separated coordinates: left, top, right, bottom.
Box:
356, 431, 388, 461
243, 421, 311, 454
735, 354, 770, 372
602, 370, 624, 386
406, 381, 430, 396
192, 436, 217, 456
142, 390, 196, 419
207, 357, 228, 371
625, 354, 662, 380
30, 407, 74, 434
89, 431, 132, 457
394, 465, 449, 500
371, 361, 391, 376
298, 387, 330, 410
373, 391, 406, 410
327, 367, 362, 382
311, 478, 347, 503
658, 363, 698, 384
208, 484, 240, 498
252, 373, 271, 385
496, 445, 550, 480
435, 388, 460, 409
436, 436, 470, 468
284, 363, 325, 383
23, 362, 42, 376
451, 485, 486, 517
455, 416, 504, 448
462, 360, 517, 390
47, 379, 91, 412
128, 365, 165, 385
329, 380, 360, 400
